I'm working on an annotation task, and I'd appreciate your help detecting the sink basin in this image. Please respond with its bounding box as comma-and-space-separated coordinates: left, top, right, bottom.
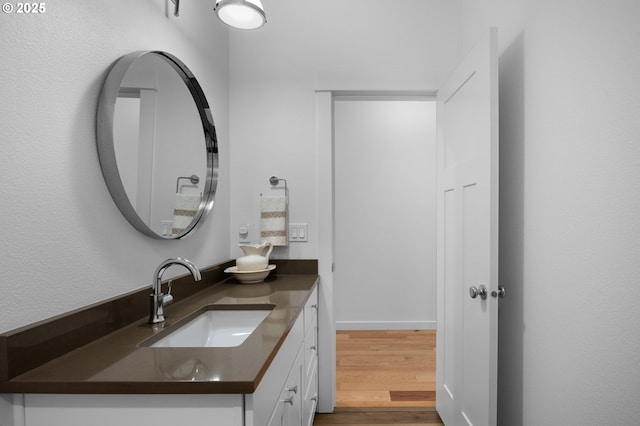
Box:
148, 305, 274, 348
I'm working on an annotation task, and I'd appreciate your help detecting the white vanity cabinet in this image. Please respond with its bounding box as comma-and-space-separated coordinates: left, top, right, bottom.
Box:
6, 286, 319, 426
247, 286, 318, 426
302, 287, 319, 426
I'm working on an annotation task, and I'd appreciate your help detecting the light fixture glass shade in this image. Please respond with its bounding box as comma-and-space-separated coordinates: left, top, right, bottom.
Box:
214, 0, 266, 30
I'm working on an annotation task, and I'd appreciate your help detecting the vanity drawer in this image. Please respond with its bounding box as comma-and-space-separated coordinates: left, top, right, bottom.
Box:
303, 312, 317, 379
303, 287, 318, 333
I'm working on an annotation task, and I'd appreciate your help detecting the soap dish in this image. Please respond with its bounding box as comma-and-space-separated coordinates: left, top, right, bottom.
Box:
224, 264, 276, 284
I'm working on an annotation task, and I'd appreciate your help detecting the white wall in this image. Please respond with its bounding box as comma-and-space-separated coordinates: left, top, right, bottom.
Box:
334, 98, 437, 329
228, 0, 462, 261
462, 0, 640, 424
0, 0, 231, 333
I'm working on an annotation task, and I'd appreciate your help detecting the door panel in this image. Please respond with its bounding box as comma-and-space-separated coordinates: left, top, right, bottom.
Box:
436, 28, 499, 426
442, 187, 460, 405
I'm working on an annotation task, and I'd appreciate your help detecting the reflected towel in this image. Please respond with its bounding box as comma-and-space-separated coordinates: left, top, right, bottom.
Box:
260, 195, 288, 246
172, 193, 200, 234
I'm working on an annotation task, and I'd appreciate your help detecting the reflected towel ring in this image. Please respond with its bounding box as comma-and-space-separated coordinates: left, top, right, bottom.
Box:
176, 174, 200, 193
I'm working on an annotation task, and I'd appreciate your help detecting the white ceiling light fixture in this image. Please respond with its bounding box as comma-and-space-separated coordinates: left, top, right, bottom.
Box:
214, 0, 266, 30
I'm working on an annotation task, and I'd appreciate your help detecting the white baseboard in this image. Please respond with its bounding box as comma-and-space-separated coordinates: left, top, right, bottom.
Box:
335, 320, 436, 331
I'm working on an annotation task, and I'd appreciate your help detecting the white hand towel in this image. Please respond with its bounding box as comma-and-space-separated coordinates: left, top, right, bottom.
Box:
172, 193, 201, 234
260, 195, 288, 246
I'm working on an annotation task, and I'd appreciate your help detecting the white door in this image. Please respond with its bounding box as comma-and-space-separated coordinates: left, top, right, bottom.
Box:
436, 28, 500, 426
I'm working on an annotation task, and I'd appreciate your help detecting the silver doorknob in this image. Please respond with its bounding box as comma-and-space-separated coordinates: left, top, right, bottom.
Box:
491, 286, 506, 298
469, 284, 488, 300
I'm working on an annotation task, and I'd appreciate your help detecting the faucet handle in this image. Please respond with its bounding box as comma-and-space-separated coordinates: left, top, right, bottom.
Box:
162, 293, 174, 306
162, 281, 174, 306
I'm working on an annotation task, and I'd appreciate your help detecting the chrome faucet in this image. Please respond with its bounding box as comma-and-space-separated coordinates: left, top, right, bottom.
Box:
149, 257, 201, 324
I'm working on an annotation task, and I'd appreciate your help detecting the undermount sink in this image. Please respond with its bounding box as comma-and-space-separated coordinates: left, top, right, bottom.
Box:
146, 305, 274, 348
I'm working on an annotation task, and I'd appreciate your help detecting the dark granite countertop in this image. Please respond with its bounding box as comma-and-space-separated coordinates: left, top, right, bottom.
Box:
0, 262, 318, 394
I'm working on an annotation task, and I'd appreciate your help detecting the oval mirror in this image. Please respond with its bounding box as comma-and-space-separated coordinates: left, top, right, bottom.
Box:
97, 51, 218, 239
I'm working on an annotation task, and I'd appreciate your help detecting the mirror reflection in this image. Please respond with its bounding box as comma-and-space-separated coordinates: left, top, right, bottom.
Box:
97, 51, 218, 239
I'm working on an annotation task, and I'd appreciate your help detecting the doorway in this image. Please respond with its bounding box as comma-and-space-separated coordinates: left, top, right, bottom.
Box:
332, 95, 437, 408
316, 30, 499, 424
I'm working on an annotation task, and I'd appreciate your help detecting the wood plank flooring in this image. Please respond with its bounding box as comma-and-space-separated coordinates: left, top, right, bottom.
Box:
313, 330, 443, 425
336, 330, 436, 408
314, 407, 444, 425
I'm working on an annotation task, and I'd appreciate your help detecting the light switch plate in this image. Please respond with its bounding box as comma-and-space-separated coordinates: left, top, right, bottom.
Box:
289, 223, 308, 242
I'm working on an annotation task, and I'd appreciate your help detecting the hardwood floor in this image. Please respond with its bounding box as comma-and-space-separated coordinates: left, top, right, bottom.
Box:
313, 330, 443, 425
336, 330, 436, 408
314, 407, 444, 425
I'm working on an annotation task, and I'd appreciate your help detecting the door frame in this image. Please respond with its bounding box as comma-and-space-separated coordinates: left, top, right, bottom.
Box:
315, 89, 437, 413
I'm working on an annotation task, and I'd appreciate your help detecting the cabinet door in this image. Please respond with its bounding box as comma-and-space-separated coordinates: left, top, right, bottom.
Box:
302, 359, 318, 426
281, 352, 302, 426
302, 287, 318, 426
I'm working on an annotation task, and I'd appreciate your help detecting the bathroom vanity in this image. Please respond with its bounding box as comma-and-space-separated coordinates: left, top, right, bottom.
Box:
0, 261, 319, 426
